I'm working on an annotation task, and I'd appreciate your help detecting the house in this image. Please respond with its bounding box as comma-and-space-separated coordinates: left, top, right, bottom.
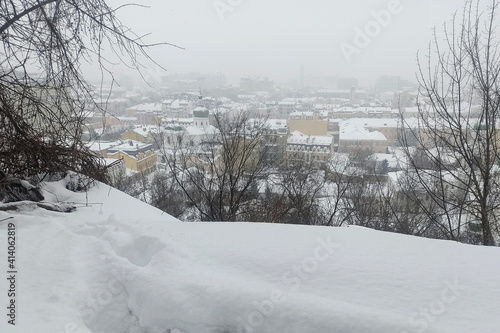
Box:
287, 111, 328, 136
121, 128, 149, 143
162, 99, 192, 118
125, 103, 163, 125
87, 141, 121, 158
160, 108, 218, 149
257, 118, 289, 166
286, 131, 333, 168
121, 125, 162, 146
278, 100, 297, 115
106, 140, 157, 175
338, 122, 388, 154
116, 117, 137, 126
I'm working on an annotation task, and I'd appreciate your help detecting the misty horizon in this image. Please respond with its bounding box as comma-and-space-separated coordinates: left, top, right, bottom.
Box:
89, 0, 472, 89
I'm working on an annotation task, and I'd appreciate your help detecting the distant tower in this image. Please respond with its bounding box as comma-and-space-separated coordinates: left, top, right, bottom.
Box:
350, 87, 356, 104
300, 64, 304, 89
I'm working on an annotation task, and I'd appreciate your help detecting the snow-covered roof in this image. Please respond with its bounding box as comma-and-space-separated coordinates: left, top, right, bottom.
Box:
108, 140, 153, 152
167, 100, 191, 109
339, 117, 420, 132
162, 117, 194, 123
341, 118, 401, 128
289, 111, 314, 117
331, 106, 391, 113
127, 103, 162, 112
339, 125, 387, 141
371, 153, 398, 168
287, 131, 333, 145
103, 158, 124, 166
265, 118, 288, 130
117, 116, 137, 121
193, 106, 208, 112
86, 140, 121, 152
132, 125, 162, 136
169, 100, 181, 109
247, 118, 288, 131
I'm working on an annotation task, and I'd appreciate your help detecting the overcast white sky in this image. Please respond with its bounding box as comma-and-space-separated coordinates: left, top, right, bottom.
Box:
104, 0, 472, 87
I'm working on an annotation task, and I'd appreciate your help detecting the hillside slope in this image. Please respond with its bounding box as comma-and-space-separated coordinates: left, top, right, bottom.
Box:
0, 179, 499, 333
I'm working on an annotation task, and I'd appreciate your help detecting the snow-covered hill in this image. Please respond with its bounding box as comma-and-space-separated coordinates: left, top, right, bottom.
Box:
0, 179, 499, 333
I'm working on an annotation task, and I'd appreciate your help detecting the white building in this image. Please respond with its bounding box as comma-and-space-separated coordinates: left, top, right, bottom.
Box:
286, 131, 333, 167
338, 122, 388, 154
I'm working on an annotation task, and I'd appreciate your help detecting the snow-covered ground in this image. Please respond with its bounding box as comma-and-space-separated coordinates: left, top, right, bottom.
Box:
1, 178, 499, 333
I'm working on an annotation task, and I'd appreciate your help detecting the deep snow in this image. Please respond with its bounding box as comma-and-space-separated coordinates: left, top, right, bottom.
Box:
0, 178, 499, 333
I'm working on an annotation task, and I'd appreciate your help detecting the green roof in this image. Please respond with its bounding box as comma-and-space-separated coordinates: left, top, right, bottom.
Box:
193, 110, 209, 118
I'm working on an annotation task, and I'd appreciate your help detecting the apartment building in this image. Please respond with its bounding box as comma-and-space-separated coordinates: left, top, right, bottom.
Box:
286, 131, 334, 168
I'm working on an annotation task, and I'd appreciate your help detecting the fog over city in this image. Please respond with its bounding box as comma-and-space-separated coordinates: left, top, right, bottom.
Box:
102, 0, 466, 87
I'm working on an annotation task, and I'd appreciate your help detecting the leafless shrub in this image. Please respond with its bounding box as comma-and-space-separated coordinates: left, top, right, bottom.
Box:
0, 0, 180, 185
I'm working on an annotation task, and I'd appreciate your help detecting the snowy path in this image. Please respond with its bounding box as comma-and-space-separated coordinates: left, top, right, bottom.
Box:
0, 179, 499, 333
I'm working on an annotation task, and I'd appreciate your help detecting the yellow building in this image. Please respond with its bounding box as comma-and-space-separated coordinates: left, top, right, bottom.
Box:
338, 125, 388, 154
287, 112, 328, 136
121, 128, 149, 143
121, 126, 162, 149
106, 140, 157, 175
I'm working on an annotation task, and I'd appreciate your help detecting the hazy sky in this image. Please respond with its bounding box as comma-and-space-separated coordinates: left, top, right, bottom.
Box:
105, 0, 470, 87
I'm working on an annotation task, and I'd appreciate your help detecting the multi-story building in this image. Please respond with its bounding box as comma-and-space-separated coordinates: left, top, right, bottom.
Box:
286, 131, 334, 168
125, 103, 163, 125
106, 140, 157, 175
338, 122, 388, 154
120, 125, 162, 149
261, 119, 289, 166
339, 118, 421, 147
161, 99, 192, 118
287, 112, 328, 136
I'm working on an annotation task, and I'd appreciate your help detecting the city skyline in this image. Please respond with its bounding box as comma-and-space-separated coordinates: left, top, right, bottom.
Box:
98, 0, 471, 87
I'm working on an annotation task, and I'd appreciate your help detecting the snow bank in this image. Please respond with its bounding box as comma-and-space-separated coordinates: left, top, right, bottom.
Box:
0, 179, 499, 333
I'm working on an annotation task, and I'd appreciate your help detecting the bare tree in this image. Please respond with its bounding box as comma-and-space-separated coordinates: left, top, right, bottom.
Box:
399, 0, 500, 245
162, 111, 274, 221
274, 159, 327, 225
321, 150, 377, 226
382, 170, 448, 238
149, 170, 189, 219
0, 0, 178, 184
